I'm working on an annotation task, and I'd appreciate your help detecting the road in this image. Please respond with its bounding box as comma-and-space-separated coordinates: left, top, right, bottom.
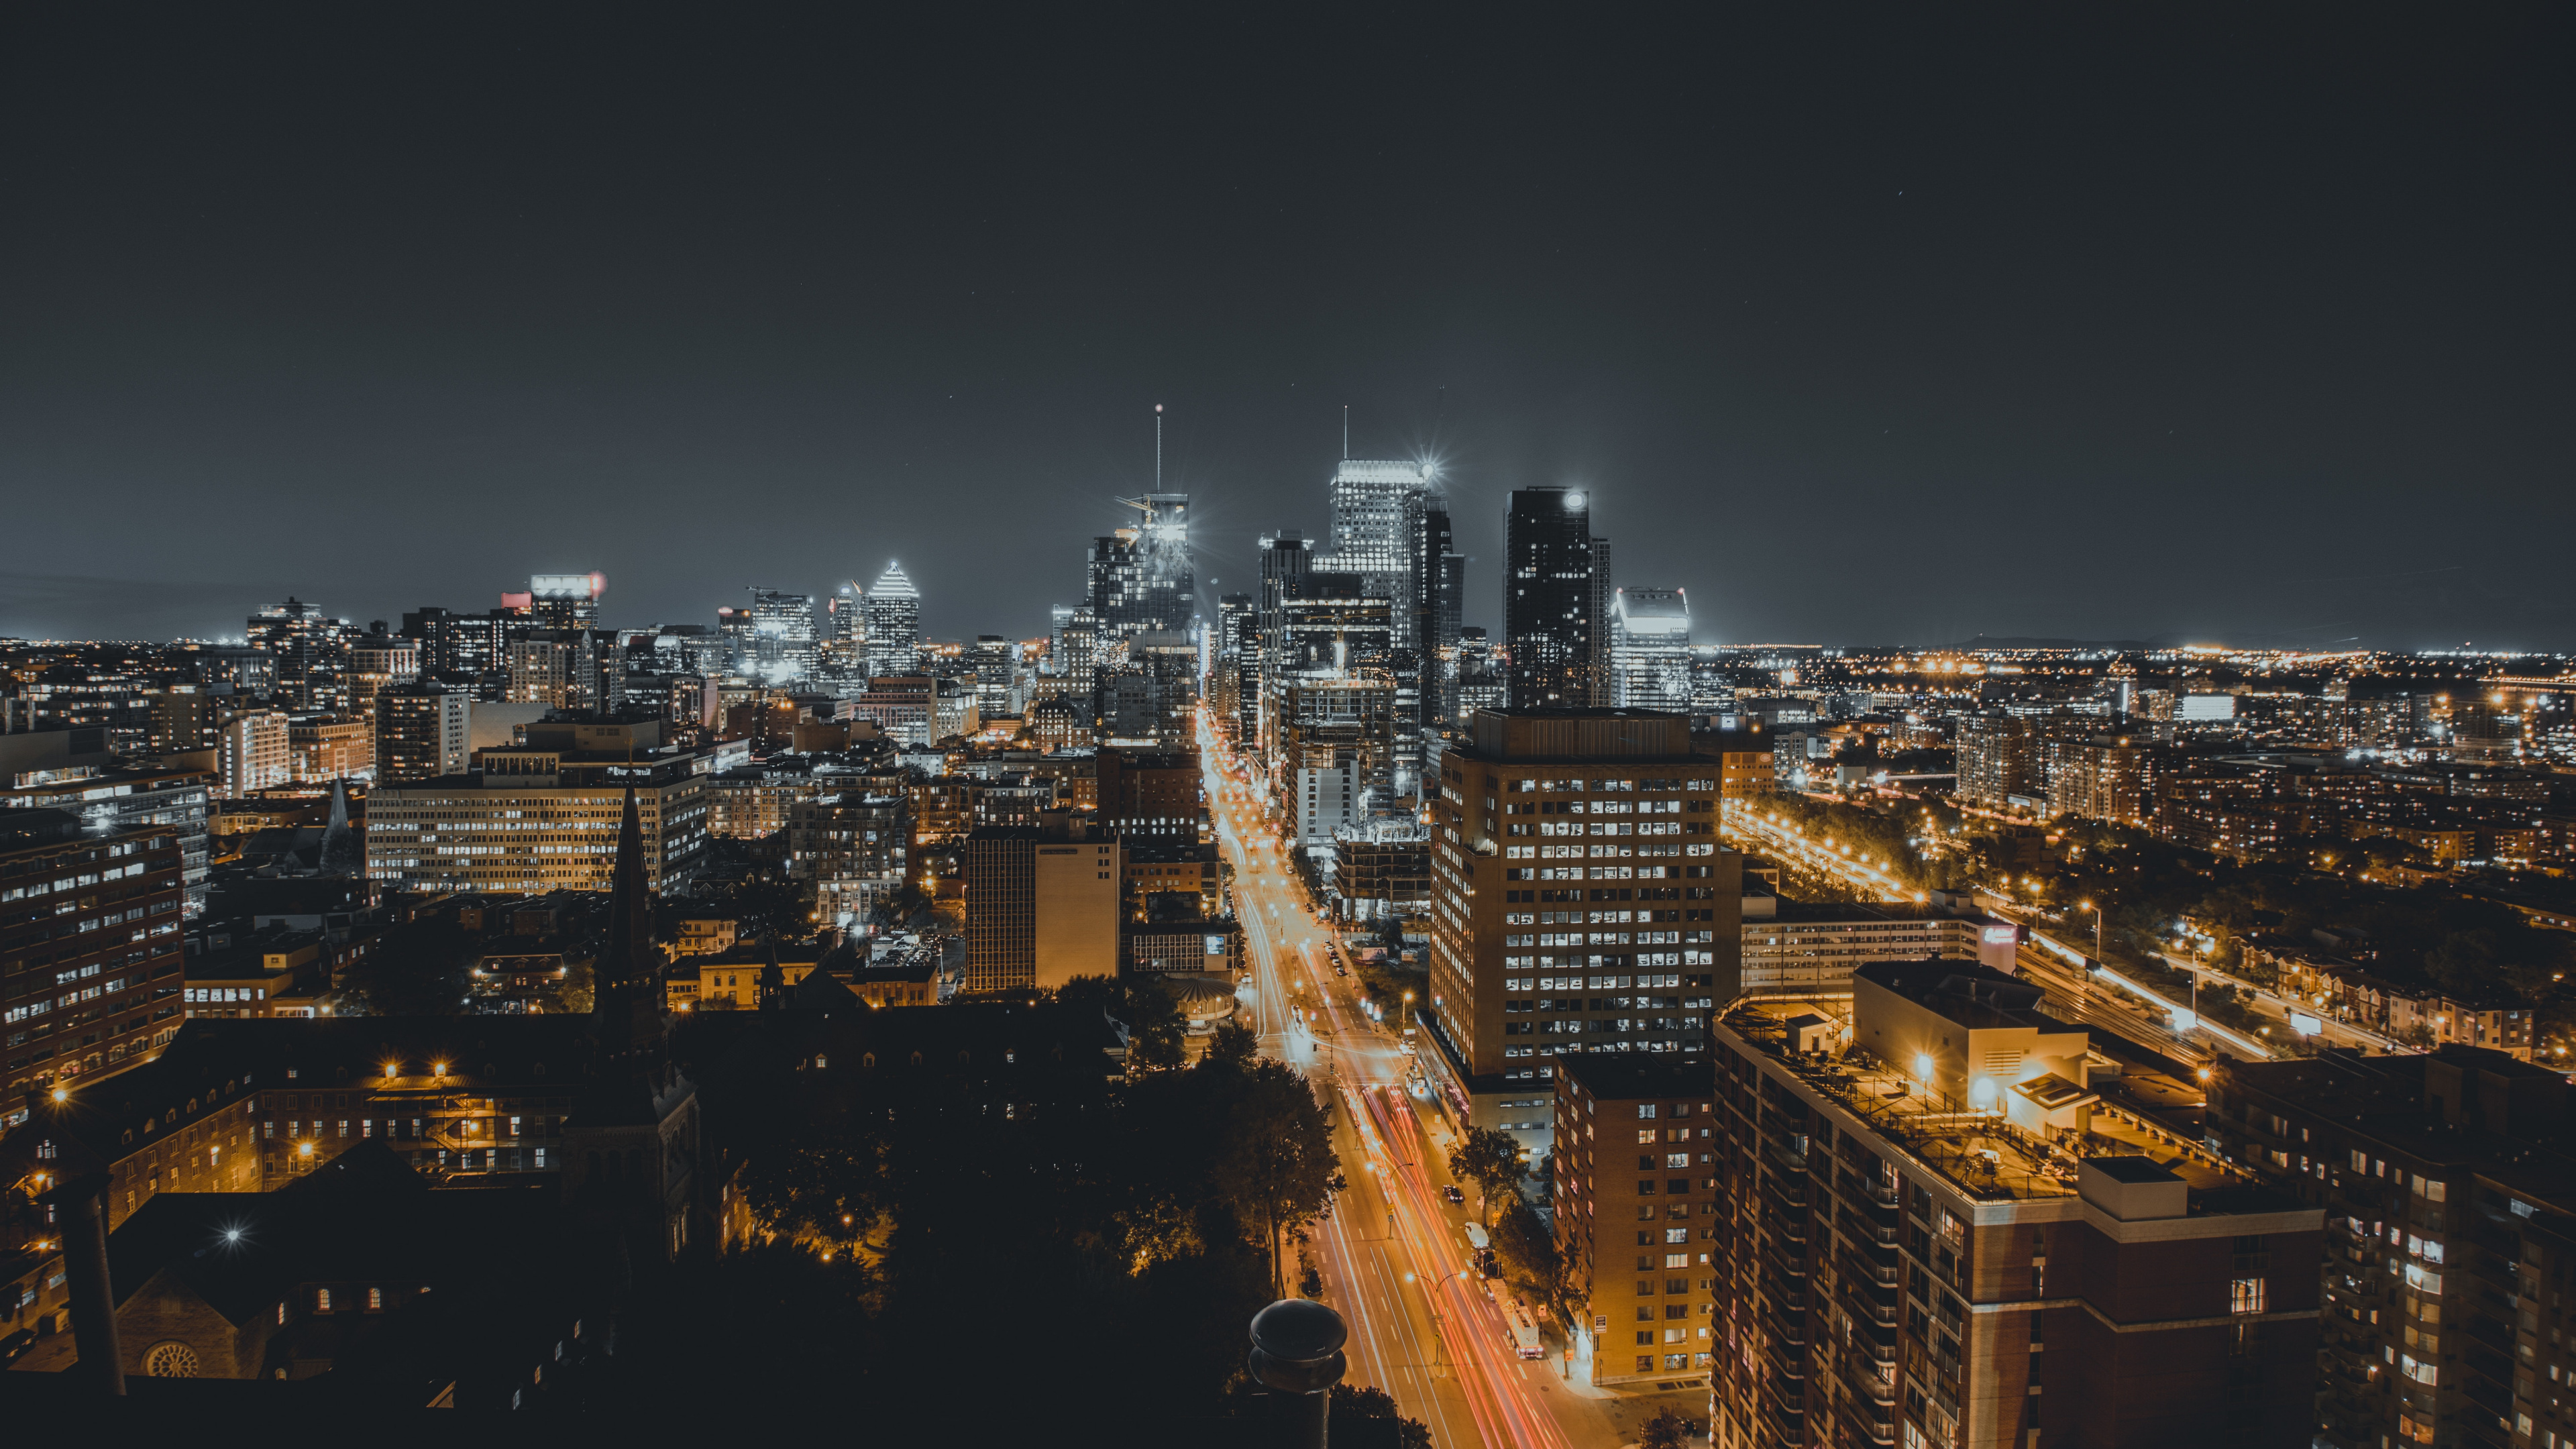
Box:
1198, 712, 1677, 1449
1720, 807, 1915, 903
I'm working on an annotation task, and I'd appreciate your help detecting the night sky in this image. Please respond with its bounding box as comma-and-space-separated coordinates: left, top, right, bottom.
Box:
3, 9, 2568, 651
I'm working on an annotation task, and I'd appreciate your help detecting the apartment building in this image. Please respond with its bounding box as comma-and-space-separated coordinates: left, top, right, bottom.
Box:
1709, 963, 2322, 1448
1424, 708, 1742, 1157
1553, 1055, 1721, 1385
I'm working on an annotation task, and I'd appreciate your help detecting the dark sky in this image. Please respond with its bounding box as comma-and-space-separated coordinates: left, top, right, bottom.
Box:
3, 9, 2569, 651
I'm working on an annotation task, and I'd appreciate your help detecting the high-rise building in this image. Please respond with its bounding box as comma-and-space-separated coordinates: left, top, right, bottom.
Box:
1504, 488, 1603, 708
2209, 1047, 2574, 1449
961, 818, 1122, 994
504, 629, 623, 712
1095, 633, 1197, 751
1587, 536, 1615, 706
967, 635, 1019, 720
1096, 747, 1201, 841
1610, 588, 1691, 711
523, 572, 606, 631
1316, 459, 1429, 619
1088, 494, 1193, 648
1405, 489, 1466, 724
146, 688, 221, 757
1703, 965, 2322, 1448
375, 683, 472, 783
1550, 1056, 1714, 1387
0, 810, 188, 1093
1453, 627, 1507, 720
1957, 711, 2042, 808
346, 625, 419, 720
1424, 708, 1739, 1154
822, 584, 867, 671
733, 587, 818, 684
1279, 671, 1397, 847
364, 718, 709, 893
863, 561, 922, 678
786, 790, 908, 928
218, 709, 292, 797
248, 596, 350, 710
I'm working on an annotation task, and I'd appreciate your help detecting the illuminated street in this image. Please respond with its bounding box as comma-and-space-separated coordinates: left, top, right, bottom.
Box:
1201, 711, 1695, 1449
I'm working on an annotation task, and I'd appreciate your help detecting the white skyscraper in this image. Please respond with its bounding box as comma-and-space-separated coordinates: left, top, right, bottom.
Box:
1313, 460, 1430, 628
1610, 586, 1692, 710
863, 561, 922, 677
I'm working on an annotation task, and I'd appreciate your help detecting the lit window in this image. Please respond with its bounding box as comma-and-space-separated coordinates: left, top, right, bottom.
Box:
2231, 1277, 2266, 1315
317, 1288, 333, 1312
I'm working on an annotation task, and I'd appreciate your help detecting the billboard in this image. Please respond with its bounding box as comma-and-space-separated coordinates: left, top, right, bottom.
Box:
529, 572, 607, 600
2179, 694, 2237, 722
2289, 1012, 2322, 1036
1977, 921, 2023, 973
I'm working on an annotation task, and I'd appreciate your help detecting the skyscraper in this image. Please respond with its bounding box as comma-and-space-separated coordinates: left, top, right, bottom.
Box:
1503, 488, 1603, 708
863, 561, 922, 677
248, 596, 350, 710
1088, 494, 1193, 646
744, 588, 818, 684
1405, 486, 1465, 726
1609, 587, 1691, 710
1316, 460, 1428, 620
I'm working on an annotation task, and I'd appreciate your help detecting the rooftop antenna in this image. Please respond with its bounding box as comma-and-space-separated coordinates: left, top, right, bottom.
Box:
1342, 405, 1349, 462
1155, 403, 1163, 490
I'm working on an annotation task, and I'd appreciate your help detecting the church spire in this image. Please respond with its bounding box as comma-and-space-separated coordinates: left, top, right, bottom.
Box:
602, 786, 652, 990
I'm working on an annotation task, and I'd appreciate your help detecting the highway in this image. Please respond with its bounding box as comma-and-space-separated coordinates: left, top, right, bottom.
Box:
1199, 711, 1620, 1449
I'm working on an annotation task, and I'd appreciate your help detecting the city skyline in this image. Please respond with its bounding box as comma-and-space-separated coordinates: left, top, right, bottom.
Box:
5, 11, 2570, 651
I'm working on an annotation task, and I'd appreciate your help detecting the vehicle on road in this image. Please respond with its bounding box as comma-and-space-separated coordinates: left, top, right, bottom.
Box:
1444, 1184, 1464, 1205
1462, 1222, 1489, 1252
1505, 1301, 1545, 1360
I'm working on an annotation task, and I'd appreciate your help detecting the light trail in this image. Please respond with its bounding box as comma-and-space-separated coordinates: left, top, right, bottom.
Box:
1197, 710, 1578, 1447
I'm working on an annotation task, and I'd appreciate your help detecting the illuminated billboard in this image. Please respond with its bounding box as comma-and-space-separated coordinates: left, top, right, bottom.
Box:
529, 572, 607, 600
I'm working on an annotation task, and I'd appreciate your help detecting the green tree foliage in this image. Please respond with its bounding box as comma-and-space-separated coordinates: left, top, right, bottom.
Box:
1642, 1405, 1707, 1449
1329, 1383, 1435, 1448
1204, 1016, 1259, 1069
1059, 974, 1189, 1071
1489, 1195, 1564, 1302
1446, 1124, 1527, 1223
338, 916, 477, 1015
1214, 1061, 1345, 1297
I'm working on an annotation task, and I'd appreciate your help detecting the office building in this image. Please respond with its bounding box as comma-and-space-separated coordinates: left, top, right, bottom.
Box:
1095, 631, 1198, 751
961, 818, 1122, 994
363, 717, 710, 893
1957, 710, 2041, 808
375, 683, 472, 784
863, 561, 922, 677
219, 709, 293, 797
1314, 459, 1430, 635
785, 790, 908, 927
1095, 747, 1201, 841
1738, 898, 2016, 996
505, 629, 623, 713
1088, 494, 1193, 648
1504, 488, 1605, 708
741, 587, 818, 684
1278, 670, 1397, 848
287, 714, 373, 783
1423, 708, 1739, 1155
0, 737, 215, 913
2208, 1048, 2576, 1449
248, 596, 350, 710
345, 627, 419, 717
522, 572, 606, 630
0, 808, 189, 1093
146, 688, 221, 757
1705, 965, 2321, 1448
1454, 627, 1507, 718
1552, 1055, 1715, 1387
1610, 588, 1692, 711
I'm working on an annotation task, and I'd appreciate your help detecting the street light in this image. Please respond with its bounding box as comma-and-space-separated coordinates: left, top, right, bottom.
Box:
1401, 991, 1413, 1034
2078, 899, 2104, 961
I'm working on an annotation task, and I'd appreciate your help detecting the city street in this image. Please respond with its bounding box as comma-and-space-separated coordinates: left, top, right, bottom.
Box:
1199, 714, 1697, 1449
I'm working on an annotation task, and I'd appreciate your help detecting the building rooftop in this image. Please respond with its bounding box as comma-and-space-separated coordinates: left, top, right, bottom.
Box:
1558, 1053, 1711, 1102
1723, 994, 2279, 1209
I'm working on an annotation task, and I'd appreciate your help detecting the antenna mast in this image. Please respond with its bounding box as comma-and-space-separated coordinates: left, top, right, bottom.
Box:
1155, 403, 1163, 490
1342, 404, 1349, 461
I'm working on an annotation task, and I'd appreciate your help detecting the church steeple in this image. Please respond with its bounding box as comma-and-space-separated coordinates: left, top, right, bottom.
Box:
757, 931, 789, 1012
593, 787, 663, 1059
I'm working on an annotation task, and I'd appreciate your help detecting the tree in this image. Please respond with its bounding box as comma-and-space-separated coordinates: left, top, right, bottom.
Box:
1328, 1383, 1434, 1449
1214, 1061, 1344, 1297
1641, 1406, 1706, 1449
1203, 1016, 1258, 1070
1447, 1125, 1527, 1224
1489, 1195, 1564, 1302
1124, 979, 1188, 1071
